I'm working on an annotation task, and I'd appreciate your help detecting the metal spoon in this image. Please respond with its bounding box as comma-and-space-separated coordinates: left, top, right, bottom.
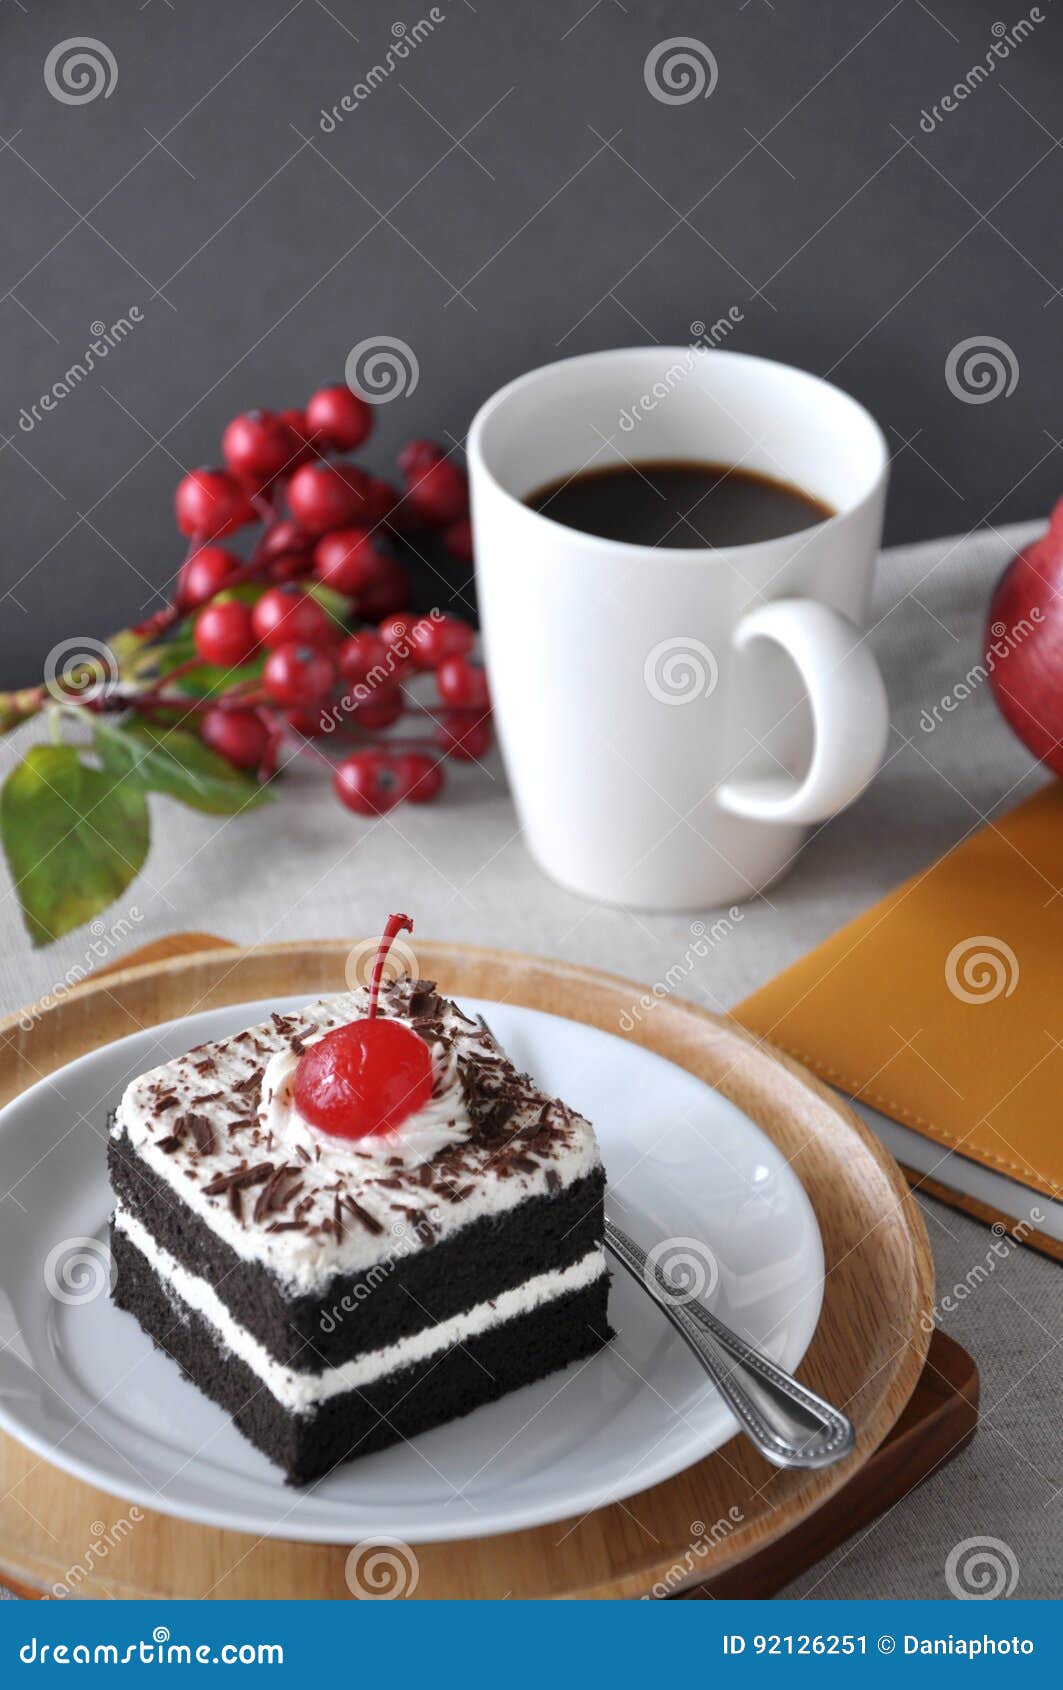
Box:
605, 1217, 855, 1470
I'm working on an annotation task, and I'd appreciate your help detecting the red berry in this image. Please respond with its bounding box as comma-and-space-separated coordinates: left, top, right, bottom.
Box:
201, 705, 269, 771
404, 457, 468, 528
305, 384, 373, 453
396, 751, 445, 804
352, 687, 403, 729
193, 600, 257, 667
278, 408, 315, 464
262, 641, 336, 707
357, 556, 411, 620
363, 477, 400, 527
444, 517, 474, 564
398, 439, 442, 480
436, 653, 489, 711
313, 528, 391, 596
267, 549, 315, 584
294, 1014, 432, 1136
379, 614, 416, 660
338, 629, 391, 687
261, 519, 313, 560
333, 750, 408, 816
178, 545, 240, 609
221, 410, 294, 485
251, 584, 337, 650
437, 710, 493, 761
409, 613, 474, 670
175, 468, 255, 540
287, 462, 363, 535
284, 704, 331, 737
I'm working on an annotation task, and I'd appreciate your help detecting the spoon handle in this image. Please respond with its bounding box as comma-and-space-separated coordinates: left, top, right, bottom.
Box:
604, 1218, 855, 1470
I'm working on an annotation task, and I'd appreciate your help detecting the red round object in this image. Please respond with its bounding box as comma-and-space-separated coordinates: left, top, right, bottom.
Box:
437, 710, 493, 762
221, 410, 294, 485
333, 749, 408, 815
293, 1015, 433, 1139
201, 705, 269, 771
251, 585, 337, 650
260, 519, 313, 560
352, 687, 403, 729
986, 537, 1063, 777
262, 641, 336, 707
409, 614, 474, 670
357, 556, 411, 620
338, 629, 392, 688
444, 517, 474, 565
436, 653, 489, 711
396, 751, 445, 804
267, 549, 315, 584
305, 384, 373, 453
397, 438, 442, 480
362, 477, 400, 527
313, 528, 391, 596
193, 600, 257, 667
284, 704, 331, 737
278, 408, 315, 465
175, 467, 255, 540
178, 545, 240, 609
403, 457, 468, 528
287, 462, 363, 535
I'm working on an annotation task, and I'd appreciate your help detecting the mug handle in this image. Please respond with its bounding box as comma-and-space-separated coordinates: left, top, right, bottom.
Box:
716, 598, 889, 826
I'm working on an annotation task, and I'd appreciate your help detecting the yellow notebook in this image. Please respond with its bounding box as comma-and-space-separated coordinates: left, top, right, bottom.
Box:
734, 784, 1063, 1260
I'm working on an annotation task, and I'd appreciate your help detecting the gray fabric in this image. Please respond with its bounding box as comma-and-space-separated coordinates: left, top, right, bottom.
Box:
1, 520, 1058, 1599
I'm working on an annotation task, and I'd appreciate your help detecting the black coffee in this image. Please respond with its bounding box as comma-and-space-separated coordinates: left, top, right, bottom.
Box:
526, 459, 833, 548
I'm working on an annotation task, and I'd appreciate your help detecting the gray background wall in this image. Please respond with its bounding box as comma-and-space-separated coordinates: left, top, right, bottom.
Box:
1, 0, 1060, 685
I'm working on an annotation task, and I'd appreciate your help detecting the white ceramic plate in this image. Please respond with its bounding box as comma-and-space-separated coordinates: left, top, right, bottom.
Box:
0, 996, 824, 1544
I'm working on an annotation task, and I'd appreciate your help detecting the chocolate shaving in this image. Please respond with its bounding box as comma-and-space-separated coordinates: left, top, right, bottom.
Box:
342, 1196, 384, 1236
202, 1162, 273, 1197
546, 1169, 561, 1194
156, 1134, 181, 1154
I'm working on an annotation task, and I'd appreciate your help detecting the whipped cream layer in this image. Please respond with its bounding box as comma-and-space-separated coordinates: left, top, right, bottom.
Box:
115, 1203, 607, 1413
112, 981, 602, 1294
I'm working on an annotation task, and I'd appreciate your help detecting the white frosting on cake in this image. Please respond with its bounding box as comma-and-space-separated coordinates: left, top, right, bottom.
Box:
112, 985, 602, 1295
114, 1203, 607, 1412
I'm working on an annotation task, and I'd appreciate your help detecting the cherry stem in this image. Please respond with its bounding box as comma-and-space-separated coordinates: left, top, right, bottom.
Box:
368, 913, 413, 1020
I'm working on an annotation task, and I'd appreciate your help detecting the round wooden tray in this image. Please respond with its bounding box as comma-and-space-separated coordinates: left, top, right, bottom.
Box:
0, 938, 933, 1600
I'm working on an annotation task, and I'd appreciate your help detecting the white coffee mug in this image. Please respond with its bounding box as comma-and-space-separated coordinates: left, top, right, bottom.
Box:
468, 347, 889, 910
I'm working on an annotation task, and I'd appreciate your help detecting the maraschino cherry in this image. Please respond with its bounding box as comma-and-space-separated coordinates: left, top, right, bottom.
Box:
293, 914, 433, 1139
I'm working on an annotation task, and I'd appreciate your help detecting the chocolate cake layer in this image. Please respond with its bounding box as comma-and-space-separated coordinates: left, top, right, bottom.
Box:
109, 1123, 606, 1371
112, 1225, 612, 1485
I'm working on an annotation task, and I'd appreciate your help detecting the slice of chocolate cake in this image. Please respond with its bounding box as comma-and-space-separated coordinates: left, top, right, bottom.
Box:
108, 976, 609, 1484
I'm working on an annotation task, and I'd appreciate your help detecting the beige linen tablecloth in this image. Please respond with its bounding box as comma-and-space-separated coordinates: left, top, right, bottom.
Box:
1, 519, 1059, 1600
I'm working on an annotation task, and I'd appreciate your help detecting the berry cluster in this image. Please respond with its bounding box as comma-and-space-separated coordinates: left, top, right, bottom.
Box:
161, 384, 488, 815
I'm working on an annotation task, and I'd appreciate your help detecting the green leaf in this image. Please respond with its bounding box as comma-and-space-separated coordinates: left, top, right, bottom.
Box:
0, 744, 150, 947
304, 581, 353, 628
94, 720, 273, 816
